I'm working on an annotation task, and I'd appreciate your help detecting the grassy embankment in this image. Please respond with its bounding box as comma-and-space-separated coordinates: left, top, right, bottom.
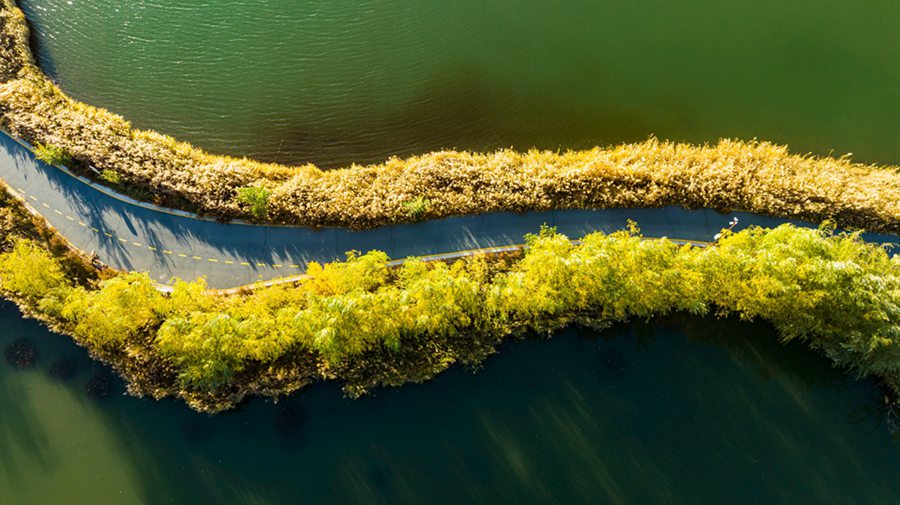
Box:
0, 0, 898, 231
0, 184, 897, 412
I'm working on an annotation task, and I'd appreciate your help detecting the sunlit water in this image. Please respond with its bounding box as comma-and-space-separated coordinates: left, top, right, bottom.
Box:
2, 302, 898, 504
18, 0, 900, 167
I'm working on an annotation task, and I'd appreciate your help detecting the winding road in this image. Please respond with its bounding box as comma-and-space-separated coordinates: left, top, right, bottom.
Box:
0, 131, 894, 289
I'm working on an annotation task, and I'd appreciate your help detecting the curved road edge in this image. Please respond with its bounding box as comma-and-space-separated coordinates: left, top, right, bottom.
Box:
0, 131, 895, 290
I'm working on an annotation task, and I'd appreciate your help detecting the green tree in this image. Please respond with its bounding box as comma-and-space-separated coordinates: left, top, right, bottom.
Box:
0, 239, 68, 300
60, 273, 168, 349
402, 196, 430, 220
236, 186, 271, 220
33, 143, 73, 166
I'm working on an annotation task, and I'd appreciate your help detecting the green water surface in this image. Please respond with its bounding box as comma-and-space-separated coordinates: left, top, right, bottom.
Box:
18, 0, 900, 167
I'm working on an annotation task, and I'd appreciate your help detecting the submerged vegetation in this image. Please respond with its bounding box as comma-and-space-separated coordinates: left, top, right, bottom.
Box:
0, 0, 898, 232
0, 182, 896, 412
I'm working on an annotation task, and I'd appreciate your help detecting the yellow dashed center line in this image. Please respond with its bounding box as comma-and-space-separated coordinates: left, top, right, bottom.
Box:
16, 187, 702, 289
20, 194, 324, 279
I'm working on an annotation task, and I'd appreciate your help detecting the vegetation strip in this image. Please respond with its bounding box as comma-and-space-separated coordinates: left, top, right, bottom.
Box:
10, 168, 720, 293
6, 152, 720, 296
221, 238, 714, 296
15, 122, 808, 291
0, 183, 896, 412
0, 0, 898, 232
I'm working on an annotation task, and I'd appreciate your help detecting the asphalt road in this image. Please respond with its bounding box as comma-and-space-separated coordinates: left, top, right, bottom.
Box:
0, 132, 894, 289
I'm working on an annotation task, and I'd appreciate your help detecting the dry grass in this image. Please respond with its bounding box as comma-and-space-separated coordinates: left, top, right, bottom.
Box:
0, 0, 897, 232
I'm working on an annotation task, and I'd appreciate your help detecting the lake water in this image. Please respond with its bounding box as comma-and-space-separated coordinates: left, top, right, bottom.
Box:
17, 0, 900, 167
3, 1, 899, 502
2, 302, 898, 504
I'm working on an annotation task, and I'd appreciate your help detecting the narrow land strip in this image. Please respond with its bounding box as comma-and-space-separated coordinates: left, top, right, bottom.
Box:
0, 131, 895, 289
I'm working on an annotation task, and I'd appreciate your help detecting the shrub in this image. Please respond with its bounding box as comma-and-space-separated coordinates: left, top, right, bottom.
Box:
33, 143, 72, 166
236, 186, 270, 220
99, 169, 122, 185
0, 239, 68, 300
60, 273, 168, 349
156, 312, 257, 388
402, 196, 430, 220
138, 225, 900, 392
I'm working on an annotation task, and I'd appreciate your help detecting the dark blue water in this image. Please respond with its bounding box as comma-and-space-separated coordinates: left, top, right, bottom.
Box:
2, 301, 897, 504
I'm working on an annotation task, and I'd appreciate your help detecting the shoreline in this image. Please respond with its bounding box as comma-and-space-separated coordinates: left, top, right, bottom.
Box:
0, 183, 896, 413
0, 0, 897, 233
4, 124, 895, 413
